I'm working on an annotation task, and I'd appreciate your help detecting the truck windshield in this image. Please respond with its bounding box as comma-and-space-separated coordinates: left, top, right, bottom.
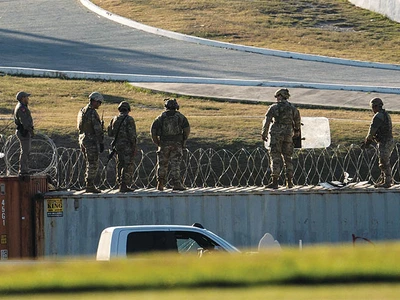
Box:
174, 231, 223, 253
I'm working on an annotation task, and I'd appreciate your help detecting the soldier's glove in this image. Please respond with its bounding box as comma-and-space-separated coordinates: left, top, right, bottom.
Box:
360, 140, 372, 149
99, 143, 105, 153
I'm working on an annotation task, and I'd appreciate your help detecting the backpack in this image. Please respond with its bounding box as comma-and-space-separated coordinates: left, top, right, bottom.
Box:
276, 101, 295, 125
160, 112, 182, 136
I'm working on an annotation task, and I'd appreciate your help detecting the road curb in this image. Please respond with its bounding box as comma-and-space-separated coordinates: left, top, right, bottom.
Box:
80, 0, 400, 71
1, 66, 400, 94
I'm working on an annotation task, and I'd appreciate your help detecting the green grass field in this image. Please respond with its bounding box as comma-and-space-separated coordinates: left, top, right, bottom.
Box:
1, 244, 400, 299
3, 285, 400, 300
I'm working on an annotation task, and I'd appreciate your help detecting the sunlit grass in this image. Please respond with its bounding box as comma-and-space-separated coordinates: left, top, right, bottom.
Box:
2, 75, 399, 150
91, 0, 400, 64
3, 285, 400, 300
1, 243, 400, 297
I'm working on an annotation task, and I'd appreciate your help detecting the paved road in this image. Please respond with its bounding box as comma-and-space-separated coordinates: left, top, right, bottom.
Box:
0, 0, 399, 110
1, 0, 400, 85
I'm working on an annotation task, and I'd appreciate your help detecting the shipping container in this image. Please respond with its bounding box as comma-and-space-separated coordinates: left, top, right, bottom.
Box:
38, 183, 400, 258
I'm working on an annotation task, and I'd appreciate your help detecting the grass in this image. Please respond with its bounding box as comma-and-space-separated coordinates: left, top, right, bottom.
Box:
91, 0, 400, 64
3, 286, 400, 300
1, 75, 399, 151
1, 244, 400, 298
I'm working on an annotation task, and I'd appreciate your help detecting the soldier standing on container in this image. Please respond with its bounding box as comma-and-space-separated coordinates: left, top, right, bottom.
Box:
150, 98, 190, 191
77, 92, 104, 193
261, 88, 301, 189
107, 101, 137, 192
14, 91, 34, 176
364, 97, 394, 188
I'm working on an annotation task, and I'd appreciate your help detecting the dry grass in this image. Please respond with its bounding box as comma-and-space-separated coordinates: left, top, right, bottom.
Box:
1, 75, 399, 150
91, 0, 400, 64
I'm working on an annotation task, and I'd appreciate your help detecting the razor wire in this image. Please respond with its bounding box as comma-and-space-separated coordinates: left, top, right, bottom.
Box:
2, 133, 58, 177
1, 134, 399, 190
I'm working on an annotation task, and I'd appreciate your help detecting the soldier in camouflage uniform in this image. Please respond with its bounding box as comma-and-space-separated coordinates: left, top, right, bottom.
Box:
77, 92, 105, 193
365, 97, 394, 188
150, 98, 190, 191
14, 91, 34, 176
108, 101, 137, 192
261, 89, 301, 189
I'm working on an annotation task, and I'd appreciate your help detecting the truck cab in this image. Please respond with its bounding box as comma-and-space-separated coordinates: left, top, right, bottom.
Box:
96, 224, 240, 260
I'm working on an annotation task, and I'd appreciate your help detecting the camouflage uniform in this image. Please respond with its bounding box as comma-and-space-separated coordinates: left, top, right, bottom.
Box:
151, 99, 190, 191
77, 92, 104, 192
108, 101, 137, 192
261, 89, 301, 188
365, 98, 394, 188
14, 91, 34, 175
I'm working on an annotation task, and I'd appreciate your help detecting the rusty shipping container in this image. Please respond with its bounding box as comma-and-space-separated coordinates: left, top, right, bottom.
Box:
0, 176, 47, 260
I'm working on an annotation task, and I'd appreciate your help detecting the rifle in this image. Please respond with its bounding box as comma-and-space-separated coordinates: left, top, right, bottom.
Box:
107, 141, 116, 161
106, 114, 128, 163
101, 110, 104, 130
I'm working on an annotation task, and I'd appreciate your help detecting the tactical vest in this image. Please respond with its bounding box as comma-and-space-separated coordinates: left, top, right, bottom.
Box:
274, 101, 294, 125
159, 111, 183, 141
375, 110, 393, 142
77, 106, 95, 134
14, 102, 31, 135
110, 114, 131, 146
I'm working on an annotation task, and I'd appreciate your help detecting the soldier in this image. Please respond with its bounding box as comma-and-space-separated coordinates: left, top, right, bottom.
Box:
364, 97, 394, 188
77, 92, 104, 193
14, 91, 34, 176
107, 101, 137, 192
261, 88, 301, 189
150, 98, 190, 191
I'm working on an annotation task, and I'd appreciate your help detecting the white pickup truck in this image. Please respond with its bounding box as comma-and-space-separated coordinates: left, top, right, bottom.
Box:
96, 223, 240, 260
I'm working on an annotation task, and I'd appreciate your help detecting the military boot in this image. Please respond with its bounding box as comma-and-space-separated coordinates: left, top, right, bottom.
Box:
157, 180, 164, 191
286, 177, 294, 188
375, 176, 392, 188
172, 182, 186, 191
265, 176, 279, 189
119, 183, 135, 192
375, 173, 385, 185
85, 180, 101, 193
85, 185, 101, 193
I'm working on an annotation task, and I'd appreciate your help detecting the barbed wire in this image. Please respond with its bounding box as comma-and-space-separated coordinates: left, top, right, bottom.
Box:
1, 134, 399, 190
2, 133, 58, 177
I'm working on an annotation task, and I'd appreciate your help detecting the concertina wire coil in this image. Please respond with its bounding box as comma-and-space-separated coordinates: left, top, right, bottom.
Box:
1, 134, 399, 190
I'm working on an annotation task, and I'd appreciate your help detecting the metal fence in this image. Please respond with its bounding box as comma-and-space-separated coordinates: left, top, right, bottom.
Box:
1, 134, 399, 190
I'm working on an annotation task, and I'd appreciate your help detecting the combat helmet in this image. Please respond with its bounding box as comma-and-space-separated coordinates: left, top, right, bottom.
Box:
164, 98, 179, 110
370, 97, 383, 107
274, 88, 290, 100
118, 101, 131, 112
89, 91, 104, 102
